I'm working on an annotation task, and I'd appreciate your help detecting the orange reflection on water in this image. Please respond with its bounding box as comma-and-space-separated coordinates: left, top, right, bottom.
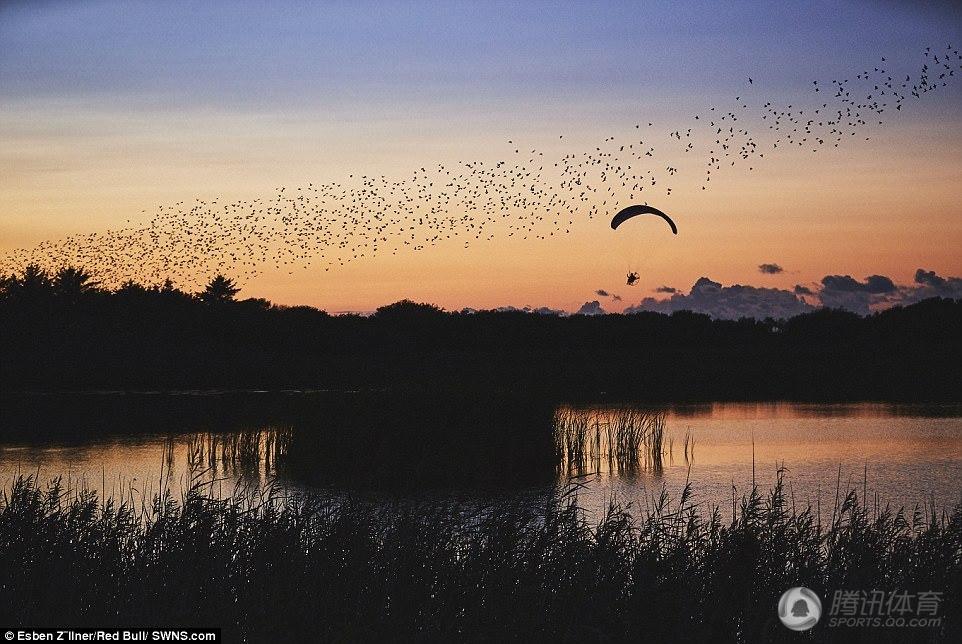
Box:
555, 402, 962, 517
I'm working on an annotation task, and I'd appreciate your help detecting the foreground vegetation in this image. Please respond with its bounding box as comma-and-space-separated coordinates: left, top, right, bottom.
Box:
1, 474, 959, 642
2, 265, 960, 399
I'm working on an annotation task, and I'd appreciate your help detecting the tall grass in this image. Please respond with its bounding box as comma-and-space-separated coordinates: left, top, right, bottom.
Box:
185, 426, 293, 477
1, 472, 958, 642
554, 407, 670, 476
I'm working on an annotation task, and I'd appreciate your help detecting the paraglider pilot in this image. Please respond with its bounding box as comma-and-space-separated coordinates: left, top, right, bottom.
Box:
626, 272, 640, 286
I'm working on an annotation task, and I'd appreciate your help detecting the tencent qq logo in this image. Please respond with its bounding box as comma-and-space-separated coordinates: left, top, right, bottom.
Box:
778, 586, 822, 631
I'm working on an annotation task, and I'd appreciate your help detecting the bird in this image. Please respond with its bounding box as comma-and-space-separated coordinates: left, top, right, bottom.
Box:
3, 44, 957, 294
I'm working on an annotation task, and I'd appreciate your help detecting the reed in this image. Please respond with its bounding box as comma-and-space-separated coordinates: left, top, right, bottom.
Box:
1, 472, 959, 641
185, 426, 293, 477
2, 470, 959, 641
554, 407, 671, 476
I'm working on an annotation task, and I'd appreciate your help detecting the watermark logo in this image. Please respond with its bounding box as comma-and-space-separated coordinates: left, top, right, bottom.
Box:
778, 586, 822, 631
827, 590, 942, 628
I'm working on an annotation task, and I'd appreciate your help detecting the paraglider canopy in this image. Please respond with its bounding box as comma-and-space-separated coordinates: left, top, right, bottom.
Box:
610, 205, 678, 235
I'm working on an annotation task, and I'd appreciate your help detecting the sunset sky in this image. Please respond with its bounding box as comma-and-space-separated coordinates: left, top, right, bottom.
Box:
2, 1, 961, 314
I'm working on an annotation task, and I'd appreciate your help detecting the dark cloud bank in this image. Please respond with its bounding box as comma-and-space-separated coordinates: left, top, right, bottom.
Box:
457, 269, 959, 320
595, 289, 622, 302
624, 269, 962, 320
625, 277, 812, 319
575, 300, 606, 316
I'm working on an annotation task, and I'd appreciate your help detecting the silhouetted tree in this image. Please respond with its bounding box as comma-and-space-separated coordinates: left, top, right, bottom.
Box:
53, 266, 99, 299
200, 275, 240, 304
0, 273, 13, 301
117, 279, 148, 296
6, 265, 52, 301
374, 299, 444, 320
20, 265, 51, 290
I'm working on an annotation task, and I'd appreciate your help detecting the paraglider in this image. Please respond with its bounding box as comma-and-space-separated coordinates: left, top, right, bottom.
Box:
611, 205, 677, 287
610, 205, 678, 234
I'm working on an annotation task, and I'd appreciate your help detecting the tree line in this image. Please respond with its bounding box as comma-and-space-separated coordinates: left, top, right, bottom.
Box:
2, 265, 960, 400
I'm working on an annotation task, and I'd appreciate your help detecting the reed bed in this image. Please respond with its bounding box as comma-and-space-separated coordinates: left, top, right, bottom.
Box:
185, 426, 293, 477
554, 407, 670, 476
1, 472, 958, 642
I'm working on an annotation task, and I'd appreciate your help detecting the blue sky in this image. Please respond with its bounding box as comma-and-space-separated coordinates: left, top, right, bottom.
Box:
4, 1, 960, 108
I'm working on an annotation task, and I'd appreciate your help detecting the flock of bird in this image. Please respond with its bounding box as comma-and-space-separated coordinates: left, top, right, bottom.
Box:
3, 45, 960, 290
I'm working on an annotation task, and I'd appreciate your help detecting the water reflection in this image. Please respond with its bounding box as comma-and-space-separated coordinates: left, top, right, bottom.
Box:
0, 395, 960, 518
184, 427, 292, 485
0, 429, 292, 505
554, 407, 669, 477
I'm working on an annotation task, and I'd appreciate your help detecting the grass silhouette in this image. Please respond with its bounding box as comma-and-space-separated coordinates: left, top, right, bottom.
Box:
1, 471, 959, 641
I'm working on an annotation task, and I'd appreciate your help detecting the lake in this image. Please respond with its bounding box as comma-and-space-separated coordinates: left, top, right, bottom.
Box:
1, 393, 960, 518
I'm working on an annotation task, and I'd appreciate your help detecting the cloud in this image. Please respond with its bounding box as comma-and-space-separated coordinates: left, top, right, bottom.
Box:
596, 289, 622, 302
530, 306, 566, 315
575, 300, 605, 316
625, 277, 814, 320
818, 274, 900, 314
491, 305, 565, 315
413, 270, 962, 320
629, 269, 961, 319
863, 275, 899, 294
821, 274, 897, 294
758, 263, 784, 274
899, 268, 962, 305
914, 269, 946, 287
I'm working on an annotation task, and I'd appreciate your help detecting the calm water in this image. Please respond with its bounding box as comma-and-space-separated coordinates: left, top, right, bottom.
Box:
1, 395, 960, 518
562, 402, 962, 517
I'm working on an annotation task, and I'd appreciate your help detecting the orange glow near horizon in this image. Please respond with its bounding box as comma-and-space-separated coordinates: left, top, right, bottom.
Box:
3, 107, 959, 313
3, 2, 961, 313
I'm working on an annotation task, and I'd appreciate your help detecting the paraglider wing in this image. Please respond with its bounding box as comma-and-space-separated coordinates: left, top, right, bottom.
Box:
610, 205, 678, 235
